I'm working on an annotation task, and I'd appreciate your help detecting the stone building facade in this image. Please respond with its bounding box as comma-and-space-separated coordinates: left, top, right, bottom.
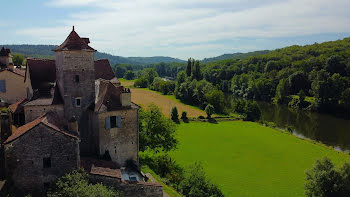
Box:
2, 27, 162, 196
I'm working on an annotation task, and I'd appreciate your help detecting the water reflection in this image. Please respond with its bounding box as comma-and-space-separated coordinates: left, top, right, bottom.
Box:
258, 102, 350, 151
226, 96, 350, 151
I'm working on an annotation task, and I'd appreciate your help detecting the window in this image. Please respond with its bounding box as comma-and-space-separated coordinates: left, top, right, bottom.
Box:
0, 80, 6, 93
105, 115, 122, 130
74, 75, 80, 83
111, 116, 117, 128
74, 97, 82, 107
43, 157, 51, 168
129, 175, 137, 182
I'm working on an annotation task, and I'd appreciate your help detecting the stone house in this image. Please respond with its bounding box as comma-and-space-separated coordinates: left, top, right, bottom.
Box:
2, 27, 162, 196
0, 47, 26, 104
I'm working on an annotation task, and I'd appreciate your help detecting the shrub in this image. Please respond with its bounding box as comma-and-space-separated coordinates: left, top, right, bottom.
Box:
181, 111, 188, 120
48, 169, 120, 197
305, 157, 345, 197
180, 163, 224, 197
205, 104, 214, 118
171, 106, 179, 123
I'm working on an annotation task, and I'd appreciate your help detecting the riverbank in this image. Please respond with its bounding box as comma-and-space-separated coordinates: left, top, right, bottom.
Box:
170, 121, 350, 196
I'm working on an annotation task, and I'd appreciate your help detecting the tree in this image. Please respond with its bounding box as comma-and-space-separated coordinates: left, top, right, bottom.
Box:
305, 157, 343, 197
171, 106, 179, 123
48, 170, 120, 197
181, 111, 188, 120
275, 78, 290, 104
288, 72, 310, 95
123, 70, 135, 80
326, 55, 346, 75
134, 76, 148, 88
205, 104, 214, 118
180, 163, 224, 197
139, 104, 177, 152
186, 58, 192, 77
244, 101, 261, 121
205, 90, 225, 113
191, 60, 201, 80
12, 53, 25, 66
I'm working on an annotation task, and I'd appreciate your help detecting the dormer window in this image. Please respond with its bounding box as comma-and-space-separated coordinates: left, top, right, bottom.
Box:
74, 75, 79, 83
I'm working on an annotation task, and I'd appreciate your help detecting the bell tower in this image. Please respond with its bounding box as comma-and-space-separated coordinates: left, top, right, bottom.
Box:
53, 27, 96, 121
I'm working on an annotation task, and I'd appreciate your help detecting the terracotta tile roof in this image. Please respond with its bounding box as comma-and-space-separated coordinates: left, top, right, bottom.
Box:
94, 59, 115, 80
9, 98, 28, 113
4, 112, 78, 144
80, 157, 120, 172
90, 166, 122, 179
12, 68, 25, 77
0, 68, 25, 78
24, 97, 53, 106
54, 29, 95, 51
0, 46, 11, 56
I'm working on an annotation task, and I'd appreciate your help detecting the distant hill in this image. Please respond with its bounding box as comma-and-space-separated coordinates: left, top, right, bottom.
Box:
2, 44, 185, 65
201, 50, 270, 63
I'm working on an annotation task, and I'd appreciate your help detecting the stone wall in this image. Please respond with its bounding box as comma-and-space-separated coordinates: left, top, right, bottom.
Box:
0, 70, 26, 104
4, 124, 79, 193
55, 51, 95, 121
89, 174, 163, 197
97, 107, 138, 166
24, 104, 64, 123
0, 56, 12, 66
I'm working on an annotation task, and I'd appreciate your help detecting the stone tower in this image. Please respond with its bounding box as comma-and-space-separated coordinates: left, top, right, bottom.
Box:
53, 27, 96, 121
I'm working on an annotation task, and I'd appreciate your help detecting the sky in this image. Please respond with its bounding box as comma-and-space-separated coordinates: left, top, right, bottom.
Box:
1, 0, 350, 60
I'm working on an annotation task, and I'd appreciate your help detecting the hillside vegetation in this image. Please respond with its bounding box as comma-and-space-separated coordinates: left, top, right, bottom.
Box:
2, 44, 184, 65
199, 38, 350, 117
170, 121, 350, 196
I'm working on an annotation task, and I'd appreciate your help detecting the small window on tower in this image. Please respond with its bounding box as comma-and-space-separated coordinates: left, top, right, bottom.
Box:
43, 157, 51, 168
110, 116, 117, 128
75, 75, 80, 83
75, 98, 81, 107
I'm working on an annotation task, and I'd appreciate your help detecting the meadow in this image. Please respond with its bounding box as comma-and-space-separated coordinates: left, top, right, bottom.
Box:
120, 79, 206, 118
170, 121, 350, 197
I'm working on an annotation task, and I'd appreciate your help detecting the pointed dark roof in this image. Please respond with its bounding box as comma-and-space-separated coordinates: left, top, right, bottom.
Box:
94, 59, 115, 80
53, 28, 96, 52
0, 46, 11, 56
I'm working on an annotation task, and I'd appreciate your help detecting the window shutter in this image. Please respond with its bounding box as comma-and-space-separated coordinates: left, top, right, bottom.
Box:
81, 97, 84, 107
117, 115, 122, 128
0, 80, 6, 92
72, 98, 75, 107
105, 117, 111, 130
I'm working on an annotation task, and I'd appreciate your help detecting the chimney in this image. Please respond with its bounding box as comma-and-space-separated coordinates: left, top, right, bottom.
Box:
8, 63, 14, 71
68, 116, 78, 134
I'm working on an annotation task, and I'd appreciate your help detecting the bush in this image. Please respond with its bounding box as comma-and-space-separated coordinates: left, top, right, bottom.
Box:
123, 70, 135, 80
171, 106, 179, 123
180, 163, 224, 197
140, 150, 184, 189
134, 76, 148, 88
304, 157, 350, 197
139, 104, 177, 152
244, 101, 261, 121
181, 111, 188, 120
205, 104, 214, 118
198, 115, 205, 119
48, 169, 120, 197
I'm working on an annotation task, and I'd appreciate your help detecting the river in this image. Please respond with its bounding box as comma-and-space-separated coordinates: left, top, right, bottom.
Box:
226, 96, 350, 152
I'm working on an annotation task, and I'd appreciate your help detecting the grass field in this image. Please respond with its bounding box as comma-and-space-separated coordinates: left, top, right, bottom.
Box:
119, 79, 206, 118
170, 121, 350, 197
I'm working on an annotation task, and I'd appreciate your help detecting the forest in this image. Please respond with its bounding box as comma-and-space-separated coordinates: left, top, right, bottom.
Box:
131, 38, 350, 119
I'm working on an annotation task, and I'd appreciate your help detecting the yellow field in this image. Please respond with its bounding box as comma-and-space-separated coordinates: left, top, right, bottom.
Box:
120, 79, 206, 117
131, 88, 206, 118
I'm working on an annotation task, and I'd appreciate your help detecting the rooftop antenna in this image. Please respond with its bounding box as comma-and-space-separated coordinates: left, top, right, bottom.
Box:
73, 26, 75, 31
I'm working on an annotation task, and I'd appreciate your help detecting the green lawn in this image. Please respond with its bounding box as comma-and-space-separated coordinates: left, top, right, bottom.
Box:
170, 121, 350, 197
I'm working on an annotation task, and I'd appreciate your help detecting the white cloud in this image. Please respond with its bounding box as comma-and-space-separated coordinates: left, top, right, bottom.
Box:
17, 0, 350, 59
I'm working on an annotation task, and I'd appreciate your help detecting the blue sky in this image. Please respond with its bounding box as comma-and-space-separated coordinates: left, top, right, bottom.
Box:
1, 0, 350, 60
